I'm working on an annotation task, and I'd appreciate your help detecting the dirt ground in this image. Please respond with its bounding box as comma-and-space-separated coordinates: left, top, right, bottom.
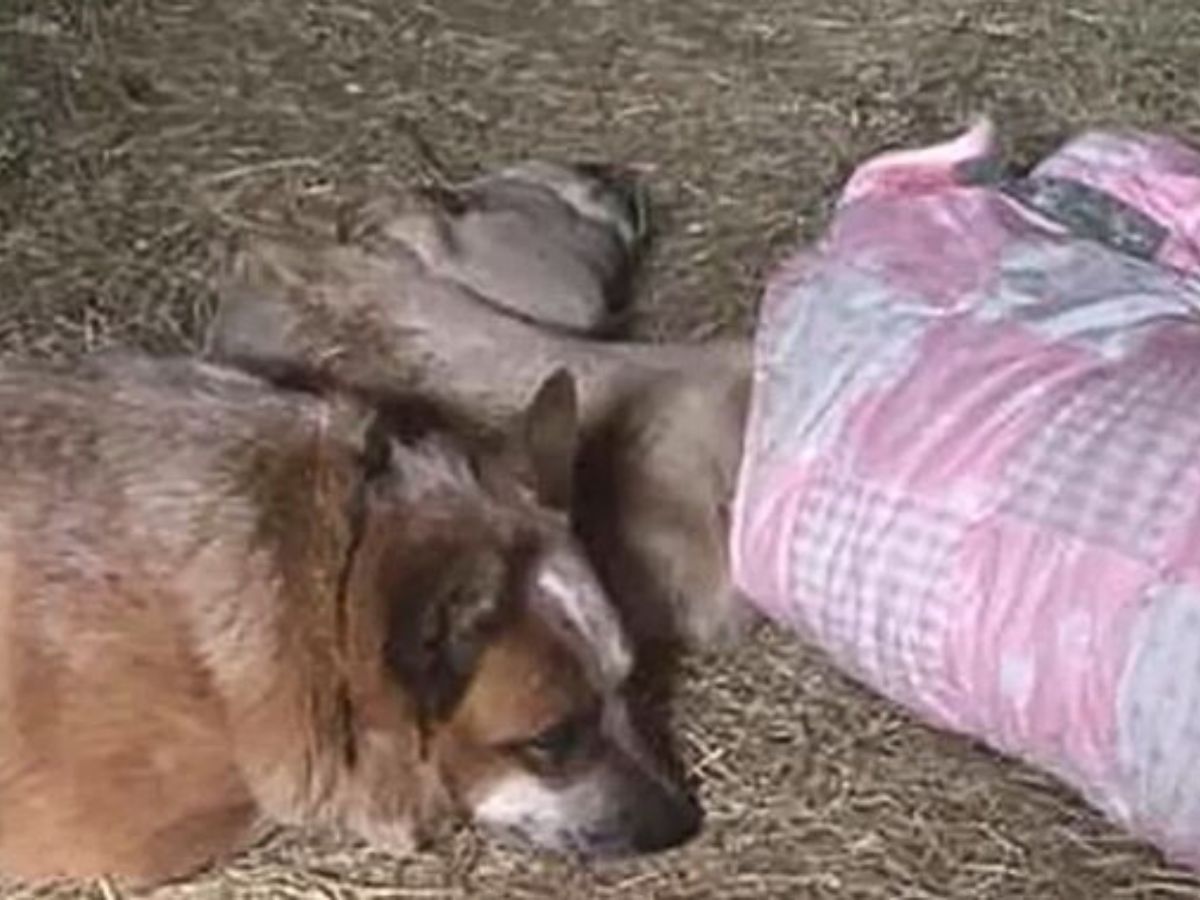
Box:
4, 0, 1200, 897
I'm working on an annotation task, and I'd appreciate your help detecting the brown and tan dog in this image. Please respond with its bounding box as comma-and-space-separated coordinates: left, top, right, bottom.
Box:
210, 162, 754, 647
0, 354, 699, 886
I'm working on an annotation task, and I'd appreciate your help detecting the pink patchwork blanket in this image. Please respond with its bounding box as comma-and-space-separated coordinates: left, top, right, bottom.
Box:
733, 121, 1200, 865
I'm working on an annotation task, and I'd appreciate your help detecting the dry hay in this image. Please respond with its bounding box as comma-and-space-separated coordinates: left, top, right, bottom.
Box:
4, 0, 1200, 897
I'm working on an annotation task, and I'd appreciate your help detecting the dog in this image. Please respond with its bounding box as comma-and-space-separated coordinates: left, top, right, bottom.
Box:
0, 354, 700, 886
209, 162, 754, 647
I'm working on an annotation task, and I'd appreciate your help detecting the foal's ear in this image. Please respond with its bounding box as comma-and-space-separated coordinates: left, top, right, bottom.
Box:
511, 368, 579, 511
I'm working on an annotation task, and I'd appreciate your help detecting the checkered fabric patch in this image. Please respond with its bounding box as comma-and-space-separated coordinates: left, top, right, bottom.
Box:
787, 472, 965, 714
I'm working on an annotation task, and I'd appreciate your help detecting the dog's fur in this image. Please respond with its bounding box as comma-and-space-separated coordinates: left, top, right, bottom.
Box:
209, 163, 754, 647
0, 354, 699, 885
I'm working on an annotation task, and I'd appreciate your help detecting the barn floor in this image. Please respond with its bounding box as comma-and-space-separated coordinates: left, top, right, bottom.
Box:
4, 1, 1200, 897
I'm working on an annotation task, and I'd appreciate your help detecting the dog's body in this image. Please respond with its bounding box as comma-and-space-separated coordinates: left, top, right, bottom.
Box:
210, 163, 753, 647
0, 355, 698, 885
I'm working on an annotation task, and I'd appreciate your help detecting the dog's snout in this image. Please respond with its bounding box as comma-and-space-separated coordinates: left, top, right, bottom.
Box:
469, 743, 702, 859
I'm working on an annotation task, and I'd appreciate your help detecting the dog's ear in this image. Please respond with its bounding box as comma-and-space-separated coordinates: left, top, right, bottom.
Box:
383, 547, 509, 725
511, 369, 579, 511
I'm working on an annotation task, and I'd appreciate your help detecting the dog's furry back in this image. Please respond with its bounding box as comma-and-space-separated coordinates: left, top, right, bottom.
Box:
0, 355, 394, 882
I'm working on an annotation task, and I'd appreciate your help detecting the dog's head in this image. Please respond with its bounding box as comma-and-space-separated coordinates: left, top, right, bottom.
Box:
341, 371, 700, 857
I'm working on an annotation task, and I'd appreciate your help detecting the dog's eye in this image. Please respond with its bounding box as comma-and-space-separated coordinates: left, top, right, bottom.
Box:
517, 712, 597, 769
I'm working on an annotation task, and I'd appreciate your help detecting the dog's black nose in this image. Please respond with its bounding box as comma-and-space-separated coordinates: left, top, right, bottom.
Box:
630, 790, 703, 854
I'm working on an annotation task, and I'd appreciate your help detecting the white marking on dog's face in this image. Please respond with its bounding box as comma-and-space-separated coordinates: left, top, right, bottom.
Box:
532, 547, 632, 688
471, 770, 610, 853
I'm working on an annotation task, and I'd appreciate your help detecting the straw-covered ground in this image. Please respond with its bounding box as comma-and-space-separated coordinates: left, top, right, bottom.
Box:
4, 1, 1200, 897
